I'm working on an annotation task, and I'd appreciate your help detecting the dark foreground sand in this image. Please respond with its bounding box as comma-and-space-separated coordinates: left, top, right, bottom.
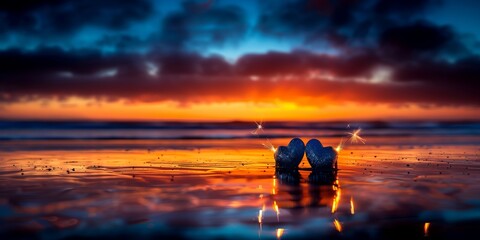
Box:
0, 136, 479, 239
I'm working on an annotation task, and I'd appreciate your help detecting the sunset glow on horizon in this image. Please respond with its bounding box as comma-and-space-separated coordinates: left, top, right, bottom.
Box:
2, 98, 479, 121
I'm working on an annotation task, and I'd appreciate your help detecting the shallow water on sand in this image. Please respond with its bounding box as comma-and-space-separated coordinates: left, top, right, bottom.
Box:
0, 137, 479, 239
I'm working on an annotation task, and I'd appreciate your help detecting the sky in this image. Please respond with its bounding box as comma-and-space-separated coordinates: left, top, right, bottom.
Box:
1, 0, 480, 121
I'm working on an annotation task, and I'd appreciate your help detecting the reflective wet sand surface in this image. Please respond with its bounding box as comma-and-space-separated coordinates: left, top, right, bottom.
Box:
0, 137, 479, 239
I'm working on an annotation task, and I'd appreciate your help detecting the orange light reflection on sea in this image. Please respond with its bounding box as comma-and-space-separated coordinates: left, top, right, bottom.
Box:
350, 196, 355, 215
331, 180, 342, 213
1, 145, 280, 216
424, 222, 430, 236
334, 219, 342, 232
2, 139, 478, 238
276, 228, 285, 240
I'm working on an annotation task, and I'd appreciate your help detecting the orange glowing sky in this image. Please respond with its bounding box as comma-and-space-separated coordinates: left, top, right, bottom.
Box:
2, 98, 479, 121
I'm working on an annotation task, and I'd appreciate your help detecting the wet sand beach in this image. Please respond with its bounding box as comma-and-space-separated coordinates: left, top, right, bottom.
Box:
0, 134, 479, 239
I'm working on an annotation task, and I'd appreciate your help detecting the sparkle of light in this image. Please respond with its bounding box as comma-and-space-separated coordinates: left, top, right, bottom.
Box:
258, 209, 263, 224
273, 200, 280, 221
251, 120, 264, 135
350, 196, 355, 215
335, 138, 345, 152
334, 219, 342, 232
276, 228, 285, 240
347, 128, 366, 144
262, 139, 276, 153
424, 222, 430, 236
332, 181, 342, 213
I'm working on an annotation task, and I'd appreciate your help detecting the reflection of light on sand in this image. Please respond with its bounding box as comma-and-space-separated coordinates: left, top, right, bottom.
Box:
276, 228, 285, 239
258, 210, 263, 224
350, 197, 355, 215
424, 222, 430, 236
272, 177, 277, 195
273, 201, 280, 221
258, 209, 263, 237
334, 219, 342, 232
332, 181, 342, 213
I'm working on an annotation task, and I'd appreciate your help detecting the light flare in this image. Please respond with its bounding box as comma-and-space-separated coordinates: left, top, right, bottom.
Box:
276, 228, 285, 240
333, 219, 342, 232
335, 138, 345, 152
350, 197, 355, 215
331, 183, 342, 213
258, 209, 263, 224
273, 201, 280, 221
263, 138, 277, 153
424, 222, 430, 236
251, 120, 264, 135
347, 128, 366, 144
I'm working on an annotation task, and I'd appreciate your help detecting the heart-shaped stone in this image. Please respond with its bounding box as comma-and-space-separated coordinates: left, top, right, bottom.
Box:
305, 139, 338, 170
274, 138, 305, 169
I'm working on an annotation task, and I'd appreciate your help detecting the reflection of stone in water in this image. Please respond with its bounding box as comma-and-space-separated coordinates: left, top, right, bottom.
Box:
308, 170, 337, 185
274, 169, 339, 212
308, 170, 337, 208
275, 168, 301, 185
274, 169, 303, 211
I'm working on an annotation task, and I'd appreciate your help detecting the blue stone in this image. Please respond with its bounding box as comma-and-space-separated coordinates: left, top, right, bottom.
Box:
306, 139, 337, 170
274, 138, 305, 169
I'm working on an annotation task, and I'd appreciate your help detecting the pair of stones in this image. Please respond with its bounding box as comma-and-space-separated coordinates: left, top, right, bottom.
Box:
274, 138, 337, 170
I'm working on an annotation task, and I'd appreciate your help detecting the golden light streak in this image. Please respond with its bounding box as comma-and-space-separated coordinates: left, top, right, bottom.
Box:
331, 185, 342, 213
424, 222, 430, 236
347, 128, 366, 144
262, 138, 277, 153
350, 197, 355, 215
272, 177, 277, 195
335, 138, 345, 152
273, 201, 280, 221
333, 219, 342, 232
258, 209, 263, 226
276, 228, 285, 240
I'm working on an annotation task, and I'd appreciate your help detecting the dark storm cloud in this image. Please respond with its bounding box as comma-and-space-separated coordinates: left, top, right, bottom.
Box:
256, 0, 441, 47
394, 56, 480, 85
378, 21, 470, 60
96, 35, 148, 52
236, 51, 380, 78
158, 2, 247, 50
0, 0, 479, 107
0, 0, 153, 35
0, 48, 479, 106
